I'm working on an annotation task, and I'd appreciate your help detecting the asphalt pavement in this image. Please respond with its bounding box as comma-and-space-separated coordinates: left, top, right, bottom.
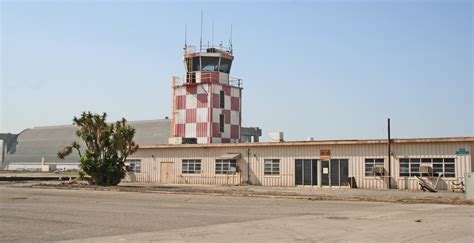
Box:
1, 184, 472, 242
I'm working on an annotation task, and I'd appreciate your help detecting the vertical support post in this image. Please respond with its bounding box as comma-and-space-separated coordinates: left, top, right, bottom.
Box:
317, 160, 321, 187
0, 139, 4, 165
388, 118, 392, 189
247, 148, 250, 184
200, 10, 203, 52
171, 76, 178, 138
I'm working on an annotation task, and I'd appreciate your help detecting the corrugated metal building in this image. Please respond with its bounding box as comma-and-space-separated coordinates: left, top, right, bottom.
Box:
1, 119, 261, 171
1, 119, 172, 170
127, 137, 473, 191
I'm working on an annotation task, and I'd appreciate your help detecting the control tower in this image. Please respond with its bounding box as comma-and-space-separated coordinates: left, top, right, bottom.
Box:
170, 44, 243, 144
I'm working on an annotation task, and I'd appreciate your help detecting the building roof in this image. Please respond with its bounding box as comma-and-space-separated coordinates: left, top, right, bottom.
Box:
139, 136, 474, 149
3, 119, 171, 164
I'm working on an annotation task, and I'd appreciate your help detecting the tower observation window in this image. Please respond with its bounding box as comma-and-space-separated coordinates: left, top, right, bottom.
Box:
188, 56, 232, 73
219, 58, 232, 73
201, 57, 220, 72
187, 57, 201, 72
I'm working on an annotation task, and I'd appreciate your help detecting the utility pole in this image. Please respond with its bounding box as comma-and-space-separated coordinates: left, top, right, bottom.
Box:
388, 118, 391, 189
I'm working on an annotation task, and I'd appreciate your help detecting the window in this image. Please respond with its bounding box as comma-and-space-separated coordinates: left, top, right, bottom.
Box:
220, 90, 225, 108
400, 158, 455, 177
410, 158, 420, 176
219, 114, 224, 133
182, 159, 201, 174
264, 159, 280, 175
219, 58, 232, 73
215, 159, 237, 174
185, 57, 201, 72
201, 56, 220, 71
126, 159, 141, 173
365, 158, 384, 176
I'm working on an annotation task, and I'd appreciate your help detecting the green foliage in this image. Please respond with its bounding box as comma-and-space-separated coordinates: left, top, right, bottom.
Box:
57, 112, 138, 186
78, 171, 86, 180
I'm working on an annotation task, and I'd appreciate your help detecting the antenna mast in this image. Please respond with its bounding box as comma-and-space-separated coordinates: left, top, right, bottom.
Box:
212, 20, 214, 47
184, 24, 187, 48
200, 10, 203, 52
230, 24, 233, 53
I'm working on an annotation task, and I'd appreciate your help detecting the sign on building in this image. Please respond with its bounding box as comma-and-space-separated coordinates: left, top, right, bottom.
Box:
456, 148, 469, 156
320, 149, 331, 160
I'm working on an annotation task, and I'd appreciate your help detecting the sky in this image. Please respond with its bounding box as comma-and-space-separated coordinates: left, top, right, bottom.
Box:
1, 0, 473, 141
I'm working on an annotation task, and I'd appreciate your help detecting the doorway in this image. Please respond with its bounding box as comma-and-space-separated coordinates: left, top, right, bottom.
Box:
160, 162, 174, 183
321, 160, 330, 186
295, 159, 318, 186
295, 159, 349, 187
331, 159, 349, 186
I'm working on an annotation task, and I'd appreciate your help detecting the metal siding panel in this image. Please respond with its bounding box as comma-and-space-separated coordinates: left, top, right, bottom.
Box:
392, 142, 471, 190
185, 94, 197, 109
196, 108, 208, 123
131, 141, 472, 190
176, 109, 186, 124
185, 123, 196, 138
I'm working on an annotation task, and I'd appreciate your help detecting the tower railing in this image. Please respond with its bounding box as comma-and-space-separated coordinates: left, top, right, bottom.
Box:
173, 75, 243, 88
184, 44, 232, 54
229, 77, 243, 88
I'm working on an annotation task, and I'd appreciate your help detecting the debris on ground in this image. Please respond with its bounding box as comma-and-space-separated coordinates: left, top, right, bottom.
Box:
22, 182, 474, 206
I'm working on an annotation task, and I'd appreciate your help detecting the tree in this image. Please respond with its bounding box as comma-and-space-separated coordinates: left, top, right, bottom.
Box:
58, 112, 138, 186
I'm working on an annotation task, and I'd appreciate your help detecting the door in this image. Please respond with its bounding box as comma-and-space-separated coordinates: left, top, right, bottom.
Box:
330, 159, 349, 186
160, 162, 174, 183
303, 160, 312, 185
339, 159, 349, 186
295, 159, 318, 186
321, 160, 330, 186
295, 160, 303, 185
331, 159, 340, 186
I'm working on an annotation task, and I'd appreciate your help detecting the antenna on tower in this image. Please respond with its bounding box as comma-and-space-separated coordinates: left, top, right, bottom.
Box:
200, 10, 203, 52
212, 20, 214, 47
184, 24, 187, 48
229, 24, 233, 53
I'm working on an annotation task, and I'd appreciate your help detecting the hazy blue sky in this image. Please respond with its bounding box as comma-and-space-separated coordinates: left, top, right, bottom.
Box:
1, 0, 472, 141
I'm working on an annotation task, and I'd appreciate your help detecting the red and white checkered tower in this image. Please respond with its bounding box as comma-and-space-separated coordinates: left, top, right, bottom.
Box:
171, 44, 243, 144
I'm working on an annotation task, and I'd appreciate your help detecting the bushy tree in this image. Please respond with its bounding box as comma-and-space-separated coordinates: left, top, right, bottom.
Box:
58, 112, 138, 186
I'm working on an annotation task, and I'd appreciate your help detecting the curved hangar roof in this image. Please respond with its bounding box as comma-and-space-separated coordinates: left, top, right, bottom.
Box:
3, 119, 171, 164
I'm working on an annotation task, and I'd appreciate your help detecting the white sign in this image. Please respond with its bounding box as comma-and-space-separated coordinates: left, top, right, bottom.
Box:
323, 168, 329, 174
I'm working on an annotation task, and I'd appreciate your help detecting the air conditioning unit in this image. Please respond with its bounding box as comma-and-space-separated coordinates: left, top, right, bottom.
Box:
373, 166, 385, 176
168, 137, 197, 144
269, 132, 284, 142
168, 137, 183, 145
182, 138, 197, 144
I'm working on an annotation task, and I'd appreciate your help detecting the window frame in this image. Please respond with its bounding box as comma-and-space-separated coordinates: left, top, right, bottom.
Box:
200, 56, 220, 72
264, 159, 280, 176
126, 159, 142, 173
219, 90, 225, 108
364, 158, 385, 177
218, 57, 232, 73
399, 158, 455, 178
219, 114, 225, 133
182, 159, 202, 175
215, 159, 237, 175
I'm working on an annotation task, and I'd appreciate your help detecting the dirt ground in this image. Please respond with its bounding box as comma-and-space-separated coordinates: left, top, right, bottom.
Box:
25, 180, 474, 205
1, 182, 473, 242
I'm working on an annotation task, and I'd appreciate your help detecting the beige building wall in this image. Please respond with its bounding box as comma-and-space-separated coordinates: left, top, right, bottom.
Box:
125, 139, 472, 191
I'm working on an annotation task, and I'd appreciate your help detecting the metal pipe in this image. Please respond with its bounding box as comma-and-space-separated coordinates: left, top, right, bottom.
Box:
247, 148, 250, 184
388, 118, 391, 189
